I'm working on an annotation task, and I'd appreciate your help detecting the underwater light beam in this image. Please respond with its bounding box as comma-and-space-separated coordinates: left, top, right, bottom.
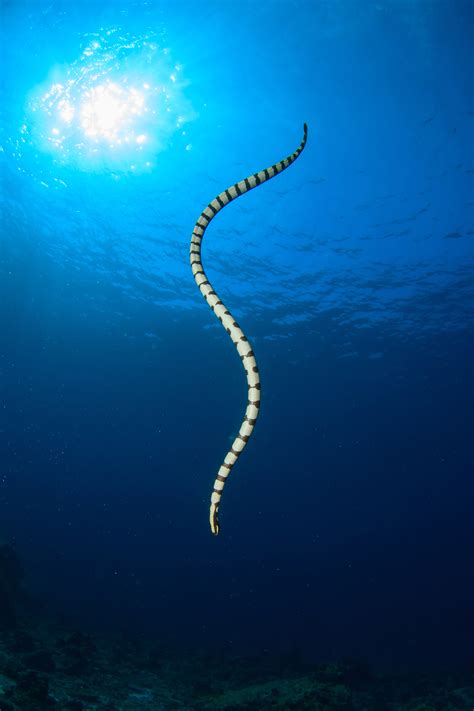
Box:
79, 81, 147, 143
24, 29, 195, 172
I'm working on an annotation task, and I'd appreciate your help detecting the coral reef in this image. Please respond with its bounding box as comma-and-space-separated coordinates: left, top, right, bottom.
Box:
0, 547, 472, 710
0, 618, 472, 711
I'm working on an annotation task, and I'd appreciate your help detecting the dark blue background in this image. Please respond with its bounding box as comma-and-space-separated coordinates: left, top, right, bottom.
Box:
1, 0, 473, 673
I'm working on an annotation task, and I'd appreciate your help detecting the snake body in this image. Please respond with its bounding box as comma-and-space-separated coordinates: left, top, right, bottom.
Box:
190, 124, 308, 534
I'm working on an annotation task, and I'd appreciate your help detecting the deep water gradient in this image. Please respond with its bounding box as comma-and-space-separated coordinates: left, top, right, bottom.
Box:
1, 0, 473, 684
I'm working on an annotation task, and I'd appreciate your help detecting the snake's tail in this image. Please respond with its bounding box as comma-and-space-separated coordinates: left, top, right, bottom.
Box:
190, 124, 308, 534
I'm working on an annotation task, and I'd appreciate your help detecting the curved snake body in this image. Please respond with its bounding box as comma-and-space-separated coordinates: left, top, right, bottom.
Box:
190, 124, 308, 534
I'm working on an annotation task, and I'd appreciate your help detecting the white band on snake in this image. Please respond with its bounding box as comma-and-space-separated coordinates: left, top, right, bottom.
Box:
190, 124, 308, 534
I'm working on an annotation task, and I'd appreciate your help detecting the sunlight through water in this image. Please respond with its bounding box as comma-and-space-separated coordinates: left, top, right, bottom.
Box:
23, 28, 195, 173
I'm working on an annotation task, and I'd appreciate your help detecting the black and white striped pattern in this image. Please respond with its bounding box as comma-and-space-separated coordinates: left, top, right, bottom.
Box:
190, 123, 308, 534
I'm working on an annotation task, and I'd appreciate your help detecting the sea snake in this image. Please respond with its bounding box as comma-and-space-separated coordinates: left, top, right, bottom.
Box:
190, 123, 308, 535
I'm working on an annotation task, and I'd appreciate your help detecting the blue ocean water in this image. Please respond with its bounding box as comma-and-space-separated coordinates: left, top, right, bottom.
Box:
1, 0, 473, 680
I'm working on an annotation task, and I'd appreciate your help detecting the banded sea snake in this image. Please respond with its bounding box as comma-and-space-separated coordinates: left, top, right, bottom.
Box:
190, 124, 308, 535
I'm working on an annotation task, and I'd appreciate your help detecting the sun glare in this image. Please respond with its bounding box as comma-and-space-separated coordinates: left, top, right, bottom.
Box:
23, 28, 195, 172
79, 82, 146, 143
